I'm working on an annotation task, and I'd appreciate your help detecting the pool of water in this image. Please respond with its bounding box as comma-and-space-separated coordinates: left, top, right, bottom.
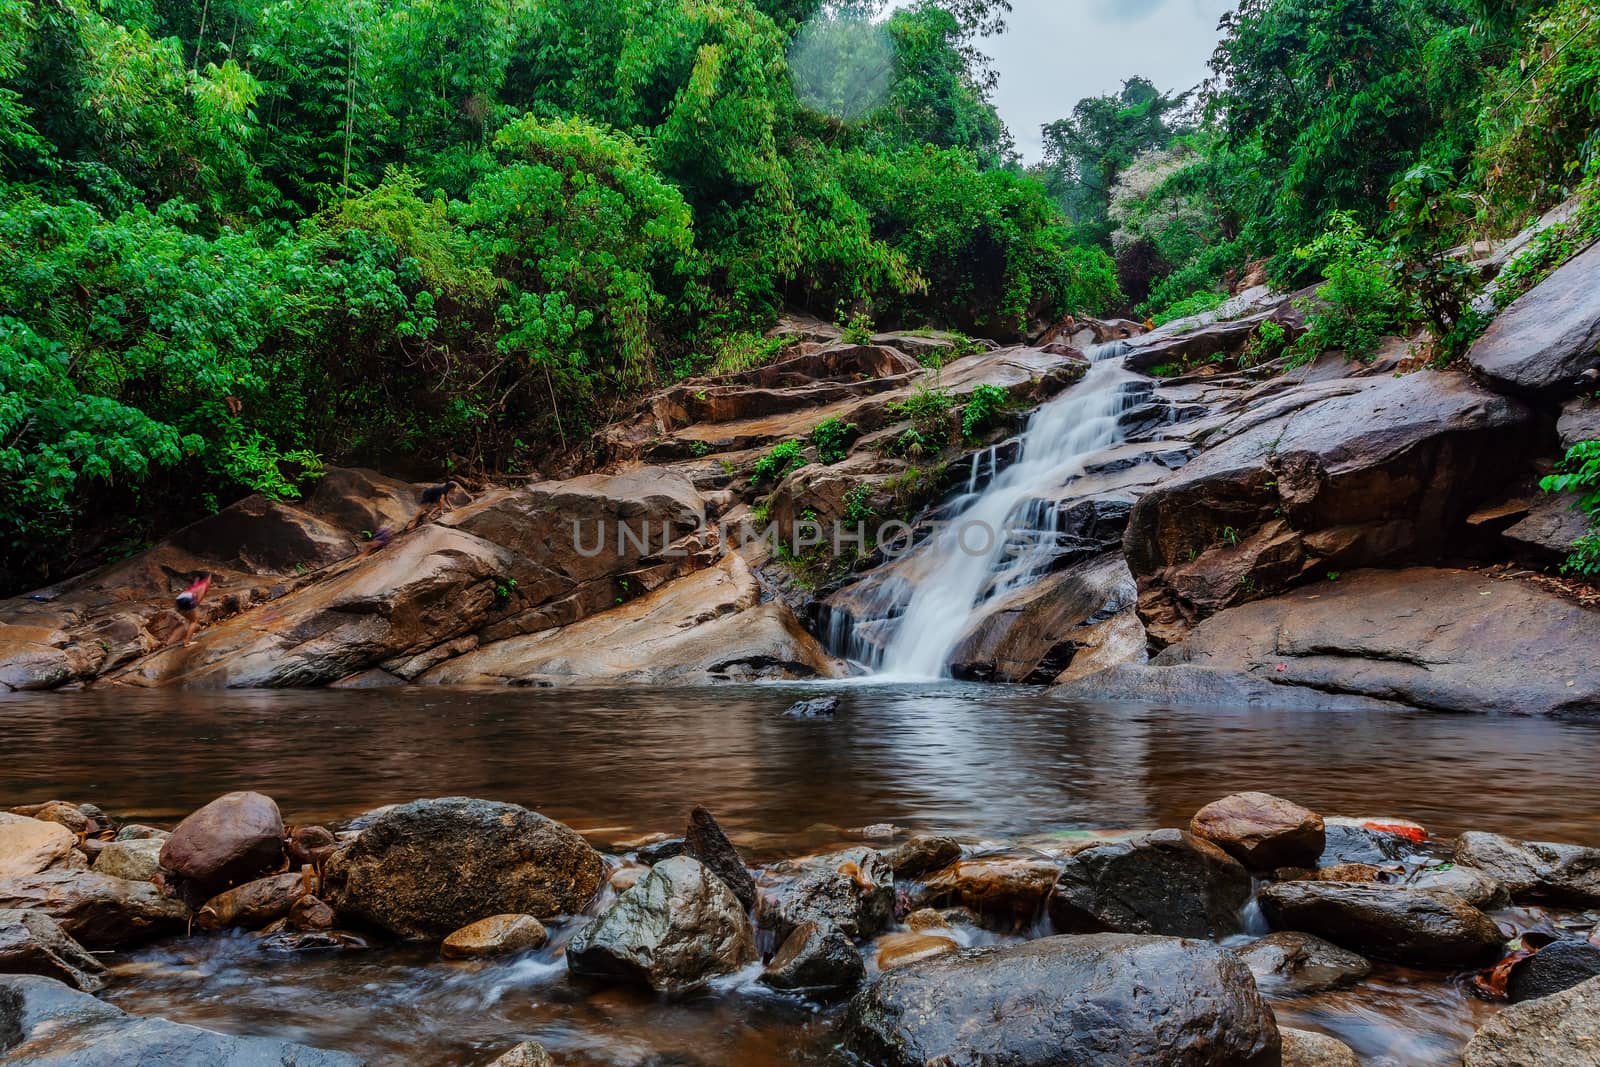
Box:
4, 683, 1599, 1065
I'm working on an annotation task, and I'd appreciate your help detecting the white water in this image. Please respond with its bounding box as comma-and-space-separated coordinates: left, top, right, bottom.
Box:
871, 344, 1138, 678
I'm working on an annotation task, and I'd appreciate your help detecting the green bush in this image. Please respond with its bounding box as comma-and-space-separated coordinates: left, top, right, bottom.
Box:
812, 417, 855, 464
1287, 212, 1406, 366
1540, 440, 1600, 578
753, 439, 806, 482
961, 383, 1010, 439
1151, 289, 1227, 327
886, 383, 955, 455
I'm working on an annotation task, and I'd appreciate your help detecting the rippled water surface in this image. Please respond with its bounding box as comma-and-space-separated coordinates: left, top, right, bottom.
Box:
4, 683, 1600, 1065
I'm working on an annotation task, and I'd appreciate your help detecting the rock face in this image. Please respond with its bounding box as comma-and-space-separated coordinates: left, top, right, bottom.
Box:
440, 914, 548, 959
1256, 881, 1504, 968
322, 797, 604, 939
0, 973, 362, 1065
566, 856, 756, 994
845, 933, 1280, 1067
757, 848, 895, 943
1145, 568, 1600, 716
1048, 830, 1251, 939
1455, 831, 1600, 904
1190, 792, 1325, 870
1468, 238, 1600, 397
1124, 371, 1532, 643
1235, 931, 1371, 995
683, 807, 758, 912
159, 791, 284, 899
1508, 939, 1600, 1003
0, 871, 189, 949
0, 910, 105, 992
758, 920, 864, 996
0, 815, 80, 880
1462, 973, 1600, 1067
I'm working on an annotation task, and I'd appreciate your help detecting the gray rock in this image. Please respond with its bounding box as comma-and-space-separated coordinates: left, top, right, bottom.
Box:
113, 825, 169, 842
1456, 831, 1600, 905
784, 697, 838, 719
1404, 862, 1509, 909
0, 973, 363, 1065
884, 835, 961, 878
567, 855, 756, 994
1468, 239, 1600, 397
1048, 829, 1251, 939
1235, 931, 1371, 994
757, 847, 894, 942
0, 870, 189, 949
1508, 939, 1600, 1003
845, 933, 1280, 1067
1257, 881, 1504, 968
322, 796, 604, 939
1281, 1028, 1361, 1067
1462, 972, 1600, 1066
0, 910, 105, 992
92, 839, 165, 883
757, 920, 864, 996
636, 837, 685, 865
1558, 397, 1600, 451
1319, 823, 1425, 867
1055, 663, 1409, 711
159, 791, 284, 901
683, 807, 757, 912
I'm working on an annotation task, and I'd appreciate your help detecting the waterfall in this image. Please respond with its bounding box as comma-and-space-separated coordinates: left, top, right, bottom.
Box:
839, 342, 1140, 679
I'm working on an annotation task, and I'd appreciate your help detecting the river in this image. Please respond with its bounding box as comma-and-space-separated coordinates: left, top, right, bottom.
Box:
4, 684, 1599, 1064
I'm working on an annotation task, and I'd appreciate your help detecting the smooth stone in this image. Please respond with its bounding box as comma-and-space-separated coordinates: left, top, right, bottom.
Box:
441, 914, 548, 959
904, 908, 953, 933
1281, 1028, 1361, 1067
15, 803, 90, 836
159, 791, 284, 900
92, 839, 166, 883
196, 872, 307, 931
1404, 863, 1509, 909
0, 909, 105, 993
1257, 881, 1504, 968
1467, 238, 1600, 396
636, 838, 685, 865
758, 920, 864, 996
873, 931, 958, 971
885, 835, 962, 879
0, 815, 80, 880
114, 825, 170, 842
1508, 939, 1600, 1003
909, 854, 1059, 918
1236, 931, 1372, 994
1462, 973, 1600, 1066
1048, 829, 1251, 939
288, 894, 336, 932
1190, 792, 1325, 870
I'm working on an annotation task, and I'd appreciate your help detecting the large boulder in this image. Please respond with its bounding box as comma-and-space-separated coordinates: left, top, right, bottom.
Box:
1055, 662, 1408, 710
1455, 831, 1600, 904
1235, 931, 1371, 995
0, 871, 189, 949
1124, 371, 1533, 643
845, 933, 1280, 1067
1257, 881, 1503, 968
1190, 792, 1325, 870
0, 815, 80, 880
1048, 829, 1251, 939
757, 847, 894, 943
159, 791, 283, 900
0, 910, 105, 992
1468, 238, 1600, 397
1148, 568, 1600, 716
322, 797, 604, 939
0, 973, 362, 1065
1462, 973, 1600, 1067
566, 855, 756, 994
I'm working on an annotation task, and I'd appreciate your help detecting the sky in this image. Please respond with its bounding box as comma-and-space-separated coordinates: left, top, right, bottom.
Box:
898, 0, 1237, 161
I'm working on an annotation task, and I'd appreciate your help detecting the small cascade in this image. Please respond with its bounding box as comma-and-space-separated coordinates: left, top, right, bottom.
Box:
828, 341, 1142, 678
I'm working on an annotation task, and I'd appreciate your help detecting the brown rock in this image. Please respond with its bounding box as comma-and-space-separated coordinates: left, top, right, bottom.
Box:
196, 872, 306, 931
910, 855, 1060, 918
0, 814, 80, 880
288, 894, 336, 931
886, 836, 962, 879
904, 908, 954, 933
874, 931, 958, 971
0, 870, 189, 948
16, 802, 90, 835
441, 913, 548, 959
684, 806, 758, 912
92, 839, 166, 883
484, 1042, 555, 1067
1190, 792, 1325, 870
1281, 1028, 1361, 1067
159, 791, 284, 899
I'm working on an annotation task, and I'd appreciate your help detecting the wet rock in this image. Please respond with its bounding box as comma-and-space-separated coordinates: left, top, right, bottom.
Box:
485, 1041, 554, 1067
92, 838, 165, 883
1257, 881, 1504, 968
0, 973, 363, 1064
784, 696, 838, 719
0, 910, 105, 992
1235, 931, 1372, 994
441, 914, 548, 959
637, 838, 685, 865
0, 870, 189, 949
873, 931, 958, 972
1048, 829, 1251, 939
684, 807, 758, 912
1302, 862, 1388, 883
1405, 863, 1509, 909
903, 909, 953, 933
1462, 972, 1600, 1066
845, 933, 1280, 1067
1190, 792, 1325, 870
1281, 1028, 1361, 1067
322, 797, 604, 939
1147, 568, 1600, 716
196, 872, 306, 931
1467, 238, 1600, 397
159, 791, 284, 900
567, 855, 756, 994
609, 865, 649, 893
1507, 939, 1600, 1003
288, 894, 336, 932
1319, 822, 1426, 867
758, 921, 864, 996
1455, 831, 1600, 905
884, 835, 961, 878
1055, 663, 1407, 710
114, 824, 169, 842
0, 814, 80, 880
758, 848, 894, 942
909, 854, 1059, 918
258, 929, 369, 954
15, 802, 91, 836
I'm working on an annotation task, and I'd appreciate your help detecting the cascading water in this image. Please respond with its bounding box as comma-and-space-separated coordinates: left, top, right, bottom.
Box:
832, 341, 1141, 678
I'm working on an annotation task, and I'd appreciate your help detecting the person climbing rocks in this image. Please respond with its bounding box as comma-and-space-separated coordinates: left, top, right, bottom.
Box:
173, 571, 212, 646
410, 480, 471, 529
